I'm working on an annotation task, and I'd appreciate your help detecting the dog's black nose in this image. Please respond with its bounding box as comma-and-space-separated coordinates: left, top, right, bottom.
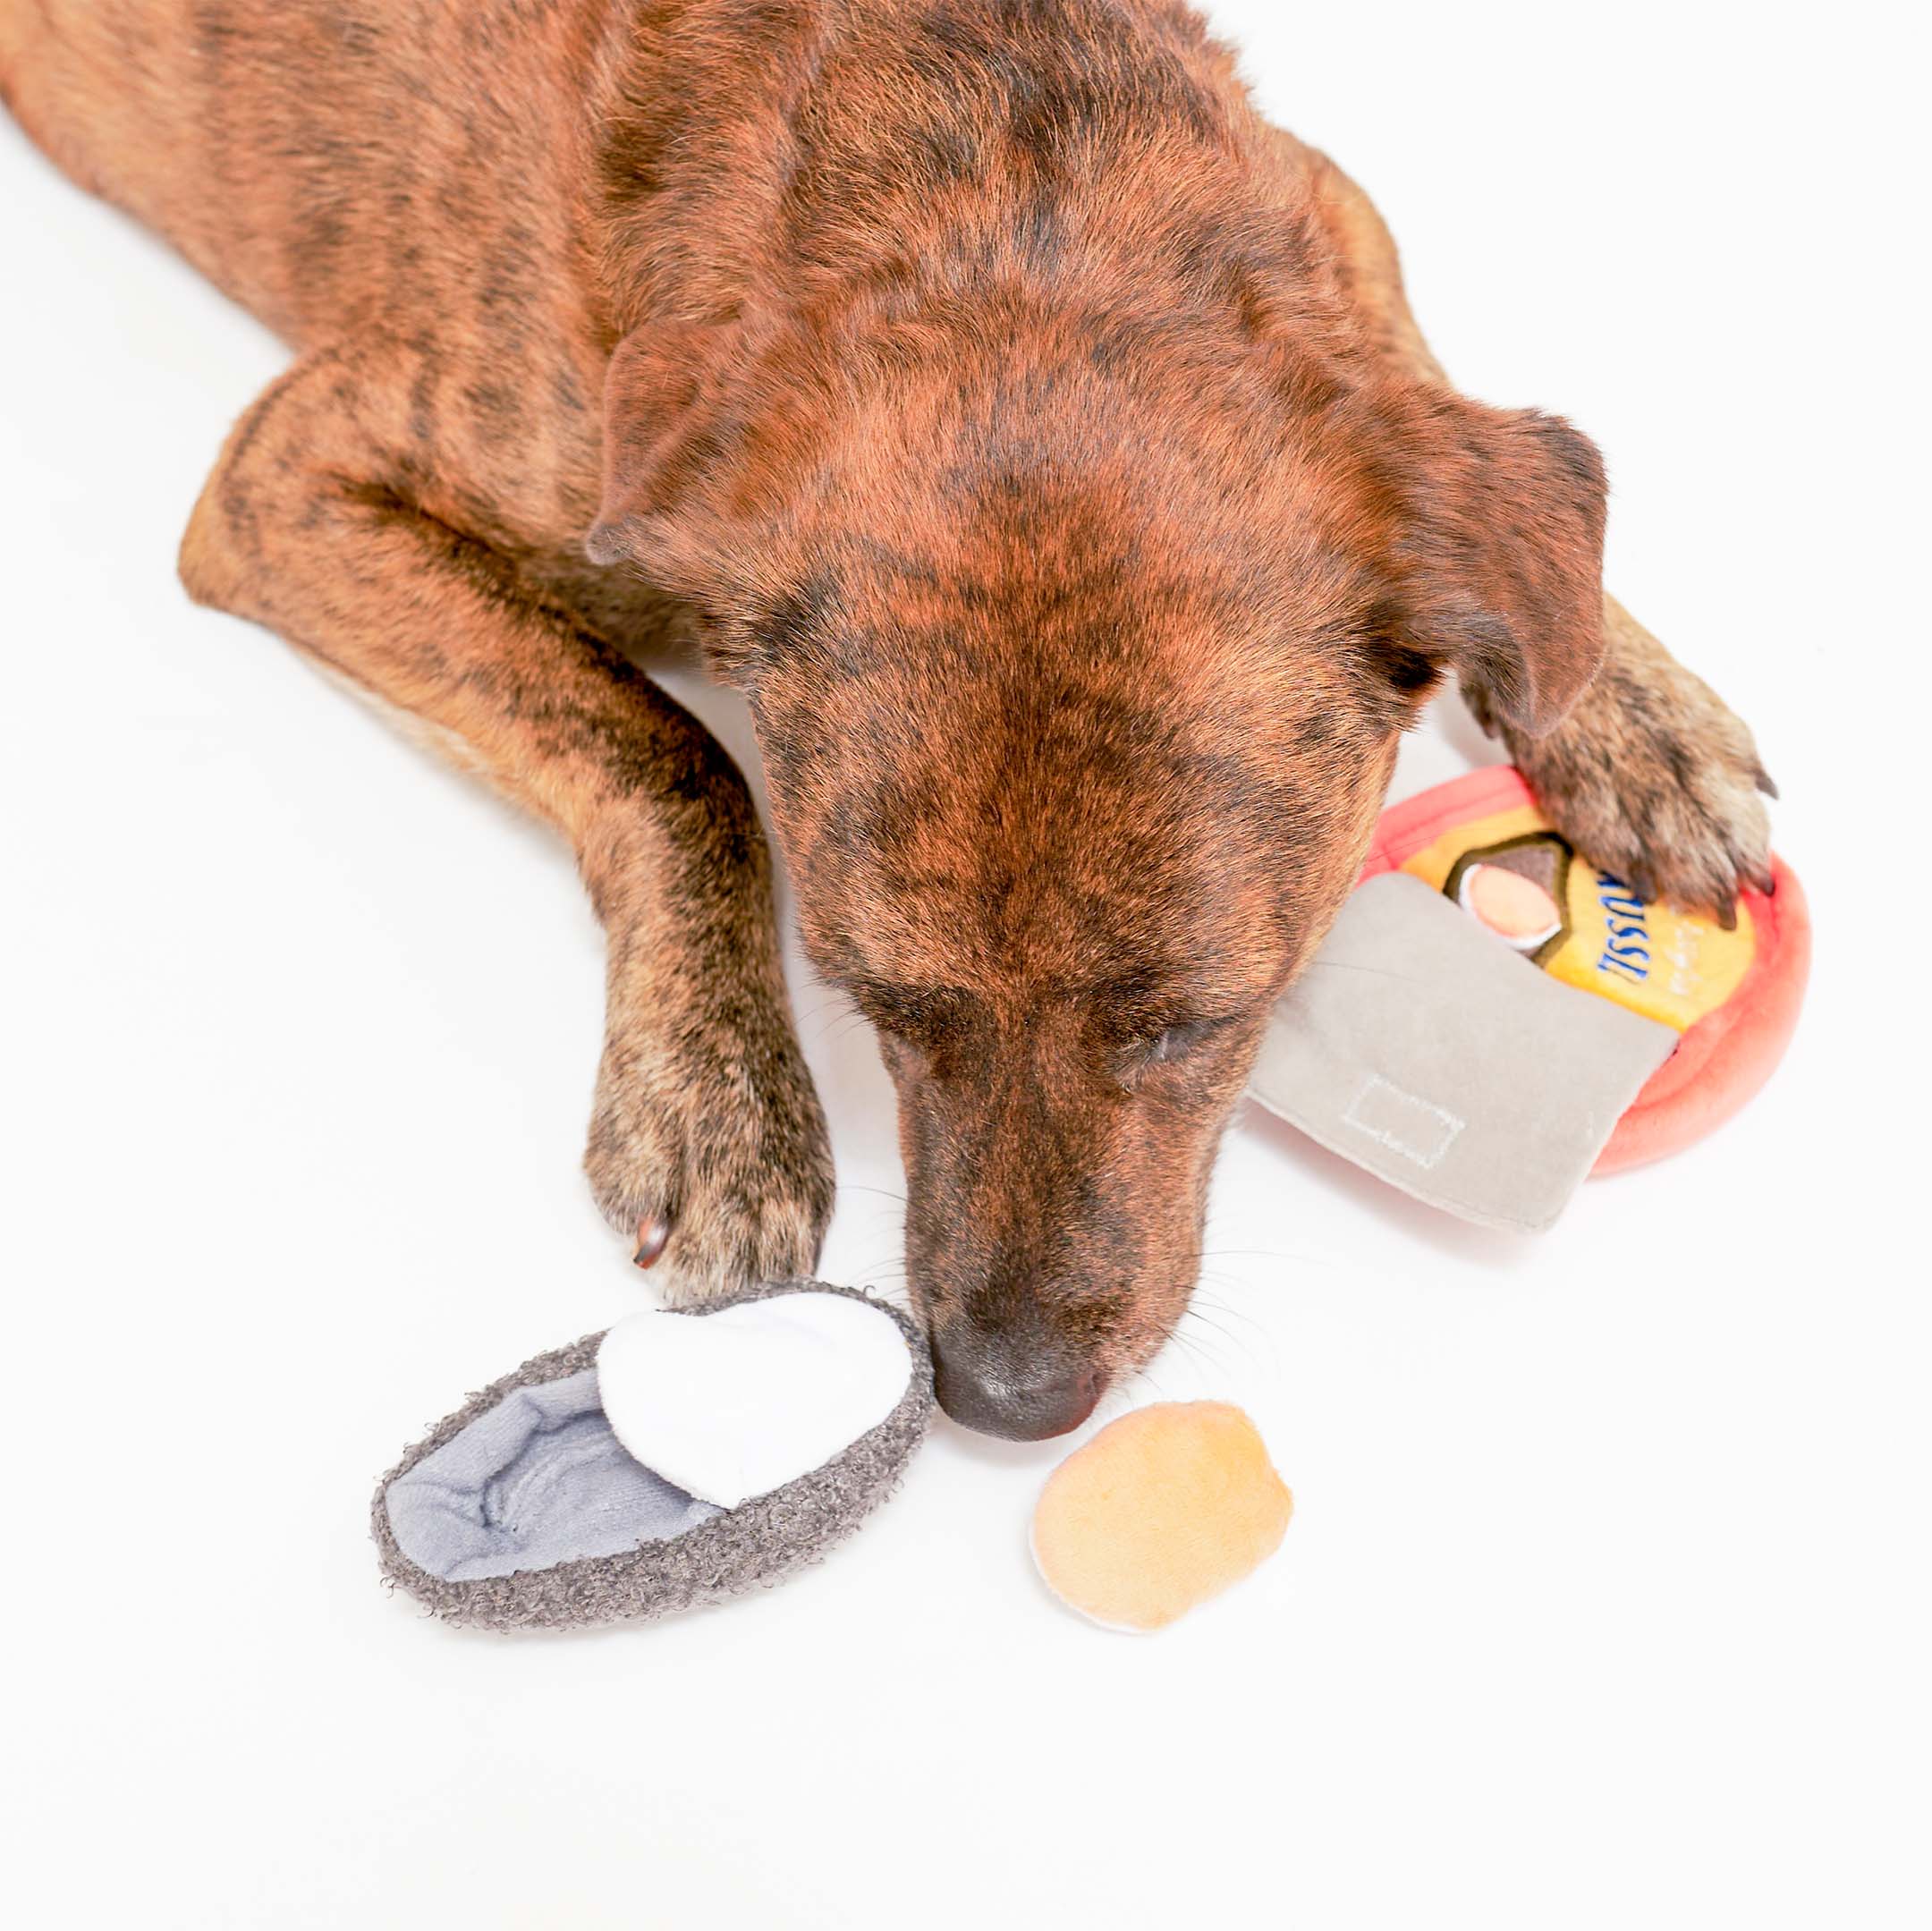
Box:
931, 1326, 1103, 1441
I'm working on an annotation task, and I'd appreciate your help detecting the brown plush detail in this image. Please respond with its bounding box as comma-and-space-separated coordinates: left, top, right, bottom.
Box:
371, 1283, 933, 1632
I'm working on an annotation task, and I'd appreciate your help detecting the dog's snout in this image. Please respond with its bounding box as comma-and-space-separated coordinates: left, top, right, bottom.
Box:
931, 1322, 1104, 1441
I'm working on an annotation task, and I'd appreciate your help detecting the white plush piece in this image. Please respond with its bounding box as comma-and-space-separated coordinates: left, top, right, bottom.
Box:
596, 1292, 915, 1509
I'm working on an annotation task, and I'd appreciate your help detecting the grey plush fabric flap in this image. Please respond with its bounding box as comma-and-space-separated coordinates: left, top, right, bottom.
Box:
1248, 874, 1677, 1232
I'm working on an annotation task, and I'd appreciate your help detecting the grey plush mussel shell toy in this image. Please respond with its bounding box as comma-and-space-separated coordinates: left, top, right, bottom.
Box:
372, 1281, 933, 1632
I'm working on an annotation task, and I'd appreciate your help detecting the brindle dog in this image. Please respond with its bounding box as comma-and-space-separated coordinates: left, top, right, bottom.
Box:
3, 0, 1772, 1437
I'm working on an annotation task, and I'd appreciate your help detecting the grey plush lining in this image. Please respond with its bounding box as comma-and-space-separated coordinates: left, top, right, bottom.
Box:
384, 1368, 720, 1582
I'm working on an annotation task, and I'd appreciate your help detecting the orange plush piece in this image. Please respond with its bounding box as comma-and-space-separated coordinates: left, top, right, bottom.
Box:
1032, 1403, 1292, 1632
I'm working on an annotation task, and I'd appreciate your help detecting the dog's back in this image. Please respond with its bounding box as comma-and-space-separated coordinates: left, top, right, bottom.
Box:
4, 0, 605, 351
4, 1, 679, 560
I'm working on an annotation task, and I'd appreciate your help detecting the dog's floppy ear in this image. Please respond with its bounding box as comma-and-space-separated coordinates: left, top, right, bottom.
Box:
1379, 390, 1609, 738
583, 318, 788, 612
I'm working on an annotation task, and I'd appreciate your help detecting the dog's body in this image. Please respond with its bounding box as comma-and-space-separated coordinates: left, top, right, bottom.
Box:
4, 0, 1772, 1435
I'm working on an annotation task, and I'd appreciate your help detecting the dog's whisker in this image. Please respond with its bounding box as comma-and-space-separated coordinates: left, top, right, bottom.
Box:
799, 997, 865, 1046
1301, 958, 1430, 987
835, 1181, 908, 1205
1186, 1290, 1272, 1346
1178, 1309, 1246, 1351
816, 1013, 877, 1048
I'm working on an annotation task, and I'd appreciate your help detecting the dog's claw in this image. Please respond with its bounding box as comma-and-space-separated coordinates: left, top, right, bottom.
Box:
633, 1215, 674, 1269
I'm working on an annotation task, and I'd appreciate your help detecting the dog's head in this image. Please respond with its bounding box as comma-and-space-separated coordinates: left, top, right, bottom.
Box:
587, 270, 1605, 1436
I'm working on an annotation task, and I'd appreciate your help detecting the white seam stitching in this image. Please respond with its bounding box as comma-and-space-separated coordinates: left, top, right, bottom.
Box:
1341, 1074, 1464, 1170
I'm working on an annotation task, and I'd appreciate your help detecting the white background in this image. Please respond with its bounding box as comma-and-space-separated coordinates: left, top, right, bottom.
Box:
3, 3, 1926, 1925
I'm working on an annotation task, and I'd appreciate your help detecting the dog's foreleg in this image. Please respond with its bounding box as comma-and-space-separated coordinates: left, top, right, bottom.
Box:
180, 344, 833, 1294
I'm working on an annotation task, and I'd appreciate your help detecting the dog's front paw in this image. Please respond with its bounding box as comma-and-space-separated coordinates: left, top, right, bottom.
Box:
582, 987, 834, 1302
1508, 650, 1775, 921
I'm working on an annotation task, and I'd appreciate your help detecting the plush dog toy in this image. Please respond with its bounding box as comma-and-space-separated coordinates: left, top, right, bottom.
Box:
374, 1283, 931, 1630
1248, 766, 1809, 1230
1031, 1402, 1292, 1632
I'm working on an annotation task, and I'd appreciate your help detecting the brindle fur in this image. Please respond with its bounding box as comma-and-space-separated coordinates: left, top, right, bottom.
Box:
3, 0, 1771, 1434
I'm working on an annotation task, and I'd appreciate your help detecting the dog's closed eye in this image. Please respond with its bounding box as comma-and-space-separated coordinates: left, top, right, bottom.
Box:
1119, 1014, 1241, 1085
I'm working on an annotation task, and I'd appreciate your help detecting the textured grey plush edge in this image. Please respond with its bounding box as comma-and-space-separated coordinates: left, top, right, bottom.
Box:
371, 1281, 934, 1632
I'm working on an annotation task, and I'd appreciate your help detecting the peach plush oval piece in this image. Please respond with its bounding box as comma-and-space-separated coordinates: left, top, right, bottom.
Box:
1031, 1402, 1292, 1632
1460, 862, 1562, 947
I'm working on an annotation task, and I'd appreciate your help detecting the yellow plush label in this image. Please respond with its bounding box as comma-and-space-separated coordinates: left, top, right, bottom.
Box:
1546, 863, 1753, 1031
1399, 806, 1755, 1033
